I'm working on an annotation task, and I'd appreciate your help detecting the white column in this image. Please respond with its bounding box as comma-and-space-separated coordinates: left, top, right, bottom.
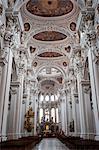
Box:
6, 82, 22, 139
82, 80, 94, 139
25, 81, 31, 112
61, 100, 65, 132
77, 74, 87, 139
0, 61, 7, 142
17, 72, 24, 138
7, 84, 18, 139
64, 92, 69, 136
58, 105, 61, 130
72, 92, 78, 136
21, 99, 26, 136
55, 108, 57, 123
67, 94, 72, 135
1, 49, 13, 141
34, 92, 38, 135
88, 49, 99, 140
74, 93, 81, 136
31, 91, 35, 136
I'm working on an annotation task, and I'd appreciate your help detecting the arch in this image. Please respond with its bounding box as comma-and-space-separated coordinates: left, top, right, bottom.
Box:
38, 78, 61, 87
25, 26, 70, 44
31, 48, 69, 62
36, 50, 65, 58
35, 64, 67, 81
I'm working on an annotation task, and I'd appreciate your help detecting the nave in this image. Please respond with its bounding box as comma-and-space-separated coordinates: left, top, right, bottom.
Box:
33, 138, 69, 150
0, 0, 99, 149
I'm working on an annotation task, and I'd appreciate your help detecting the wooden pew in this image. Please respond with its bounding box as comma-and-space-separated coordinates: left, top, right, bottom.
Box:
57, 134, 99, 149
0, 136, 42, 150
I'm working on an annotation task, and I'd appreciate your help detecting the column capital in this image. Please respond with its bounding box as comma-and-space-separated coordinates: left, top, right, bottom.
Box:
10, 81, 20, 94
81, 80, 91, 94
10, 81, 20, 87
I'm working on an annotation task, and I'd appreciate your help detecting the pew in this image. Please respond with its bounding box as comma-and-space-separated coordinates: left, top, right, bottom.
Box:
57, 134, 99, 149
0, 136, 42, 150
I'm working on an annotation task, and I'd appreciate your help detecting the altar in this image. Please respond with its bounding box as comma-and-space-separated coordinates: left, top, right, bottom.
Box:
38, 117, 59, 136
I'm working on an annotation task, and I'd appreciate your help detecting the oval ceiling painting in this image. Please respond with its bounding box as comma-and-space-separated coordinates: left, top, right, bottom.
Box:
33, 31, 67, 41
38, 52, 63, 58
26, 0, 73, 17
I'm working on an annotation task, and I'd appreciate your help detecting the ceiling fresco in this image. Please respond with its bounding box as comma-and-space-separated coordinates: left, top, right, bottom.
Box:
26, 0, 73, 17
38, 52, 63, 58
33, 31, 67, 41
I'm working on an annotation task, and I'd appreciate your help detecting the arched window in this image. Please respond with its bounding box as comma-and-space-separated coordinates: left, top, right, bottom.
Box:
45, 95, 49, 101
51, 95, 54, 101
40, 94, 44, 102
55, 94, 58, 101
39, 108, 43, 123
56, 108, 59, 123
51, 108, 55, 122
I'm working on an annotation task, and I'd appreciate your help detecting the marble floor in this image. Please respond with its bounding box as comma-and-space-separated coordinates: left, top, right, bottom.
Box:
33, 138, 69, 150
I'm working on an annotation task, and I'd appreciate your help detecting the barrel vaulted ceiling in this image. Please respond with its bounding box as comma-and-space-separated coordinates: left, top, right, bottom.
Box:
16, 0, 81, 93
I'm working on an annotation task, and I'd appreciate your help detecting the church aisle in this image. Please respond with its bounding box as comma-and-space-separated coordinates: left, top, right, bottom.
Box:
33, 138, 69, 150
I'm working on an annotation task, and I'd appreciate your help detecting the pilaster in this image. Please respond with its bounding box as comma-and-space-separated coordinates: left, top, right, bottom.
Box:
80, 7, 99, 140
0, 47, 13, 141
7, 82, 20, 139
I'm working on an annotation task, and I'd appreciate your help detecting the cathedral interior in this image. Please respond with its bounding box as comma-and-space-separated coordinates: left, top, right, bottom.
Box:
0, 0, 99, 149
